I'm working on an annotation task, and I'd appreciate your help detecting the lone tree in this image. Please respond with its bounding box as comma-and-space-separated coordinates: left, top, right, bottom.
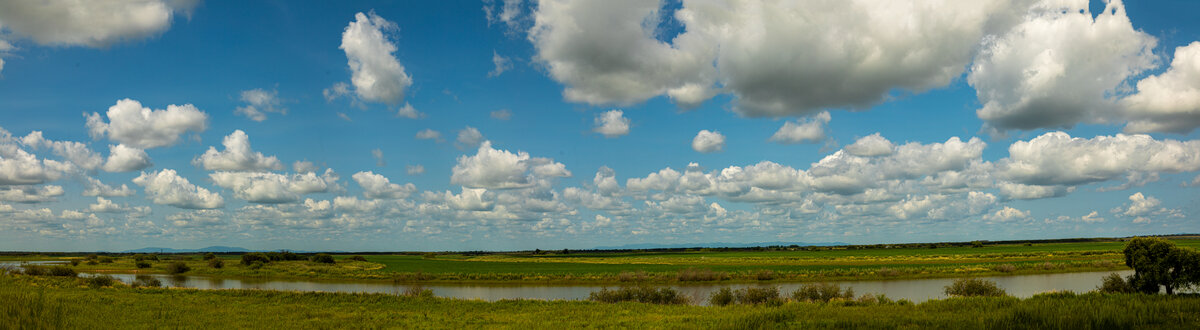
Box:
1123, 237, 1200, 294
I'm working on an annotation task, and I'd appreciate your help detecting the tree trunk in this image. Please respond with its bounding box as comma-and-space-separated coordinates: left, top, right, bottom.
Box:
1166, 285, 1174, 295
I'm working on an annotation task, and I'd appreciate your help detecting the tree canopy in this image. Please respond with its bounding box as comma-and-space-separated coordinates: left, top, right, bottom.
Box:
1123, 237, 1200, 294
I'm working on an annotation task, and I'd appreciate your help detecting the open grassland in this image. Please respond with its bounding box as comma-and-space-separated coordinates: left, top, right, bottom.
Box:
2, 273, 1199, 329
7, 239, 1197, 284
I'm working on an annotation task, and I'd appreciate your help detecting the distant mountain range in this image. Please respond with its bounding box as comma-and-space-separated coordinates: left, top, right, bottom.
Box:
592, 241, 848, 250
121, 246, 251, 253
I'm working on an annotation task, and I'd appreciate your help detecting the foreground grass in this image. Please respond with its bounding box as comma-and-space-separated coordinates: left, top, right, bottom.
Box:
2, 274, 1198, 329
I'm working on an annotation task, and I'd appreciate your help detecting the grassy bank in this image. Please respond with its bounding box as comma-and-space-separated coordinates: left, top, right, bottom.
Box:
2, 273, 1198, 329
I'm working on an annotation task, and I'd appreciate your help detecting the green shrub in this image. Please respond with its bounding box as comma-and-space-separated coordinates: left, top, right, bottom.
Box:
208, 259, 224, 269
247, 261, 264, 270
97, 256, 114, 264
993, 264, 1016, 273
165, 262, 190, 274
202, 252, 217, 261
86, 254, 98, 260
241, 253, 271, 265
1097, 273, 1135, 293
84, 275, 117, 288
710, 287, 735, 306
266, 251, 306, 261
132, 275, 162, 288
402, 285, 434, 298
735, 286, 782, 305
85, 260, 98, 265
135, 261, 151, 269
133, 254, 159, 261
945, 278, 1007, 297
792, 282, 855, 302
422, 253, 437, 260
311, 253, 336, 264
588, 286, 688, 304
348, 255, 368, 262
68, 259, 81, 267
24, 266, 77, 277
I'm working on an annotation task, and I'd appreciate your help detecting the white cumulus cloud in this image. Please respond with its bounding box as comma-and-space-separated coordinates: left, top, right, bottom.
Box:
85, 98, 208, 149
593, 109, 630, 138
692, 130, 725, 153
193, 130, 283, 171
133, 169, 224, 209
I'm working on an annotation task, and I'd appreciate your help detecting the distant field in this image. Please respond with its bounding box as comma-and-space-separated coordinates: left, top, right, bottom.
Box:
2, 274, 1198, 328
8, 239, 1191, 283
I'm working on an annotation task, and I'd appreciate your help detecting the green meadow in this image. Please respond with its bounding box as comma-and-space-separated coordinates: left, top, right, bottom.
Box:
16, 239, 1194, 283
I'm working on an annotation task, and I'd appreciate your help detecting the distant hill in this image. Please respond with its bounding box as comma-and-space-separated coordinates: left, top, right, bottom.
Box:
122, 246, 251, 253
592, 241, 848, 250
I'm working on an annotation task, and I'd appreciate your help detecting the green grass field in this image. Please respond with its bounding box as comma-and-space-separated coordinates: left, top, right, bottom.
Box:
7, 239, 1195, 284
2, 273, 1198, 329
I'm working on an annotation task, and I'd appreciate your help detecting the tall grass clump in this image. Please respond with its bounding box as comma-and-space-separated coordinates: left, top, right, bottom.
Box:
676, 268, 726, 281
133, 254, 159, 261
1096, 273, 1134, 293
401, 285, 434, 298
992, 264, 1016, 273
202, 252, 217, 260
208, 259, 224, 269
710, 287, 784, 306
792, 282, 855, 302
135, 261, 151, 269
84, 275, 117, 288
589, 286, 688, 304
348, 255, 368, 262
166, 262, 190, 274
131, 275, 162, 288
944, 278, 1006, 297
617, 271, 648, 282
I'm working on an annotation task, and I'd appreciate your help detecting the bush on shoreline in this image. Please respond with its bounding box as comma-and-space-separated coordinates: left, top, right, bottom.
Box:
945, 278, 1006, 297
589, 286, 688, 304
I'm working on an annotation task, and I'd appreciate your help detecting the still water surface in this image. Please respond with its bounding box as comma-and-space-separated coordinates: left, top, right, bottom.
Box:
0, 261, 1137, 304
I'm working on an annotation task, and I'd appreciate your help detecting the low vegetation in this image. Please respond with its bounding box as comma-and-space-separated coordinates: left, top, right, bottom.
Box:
588, 286, 689, 304
944, 278, 1007, 297
2, 273, 1198, 328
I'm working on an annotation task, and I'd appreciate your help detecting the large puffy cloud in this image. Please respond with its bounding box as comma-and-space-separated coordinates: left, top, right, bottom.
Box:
133, 169, 224, 209
0, 129, 71, 185
451, 141, 570, 189
968, 0, 1157, 130
234, 88, 286, 122
331, 12, 412, 105
691, 130, 724, 153
528, 0, 1026, 115
593, 110, 631, 138
193, 130, 283, 171
528, 0, 716, 107
85, 98, 208, 149
1121, 42, 1200, 133
209, 170, 341, 204
102, 144, 152, 172
0, 0, 196, 48
999, 132, 1200, 186
352, 171, 416, 199
769, 112, 830, 144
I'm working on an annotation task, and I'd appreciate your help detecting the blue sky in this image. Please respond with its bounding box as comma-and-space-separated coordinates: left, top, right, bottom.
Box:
1, 0, 1199, 251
